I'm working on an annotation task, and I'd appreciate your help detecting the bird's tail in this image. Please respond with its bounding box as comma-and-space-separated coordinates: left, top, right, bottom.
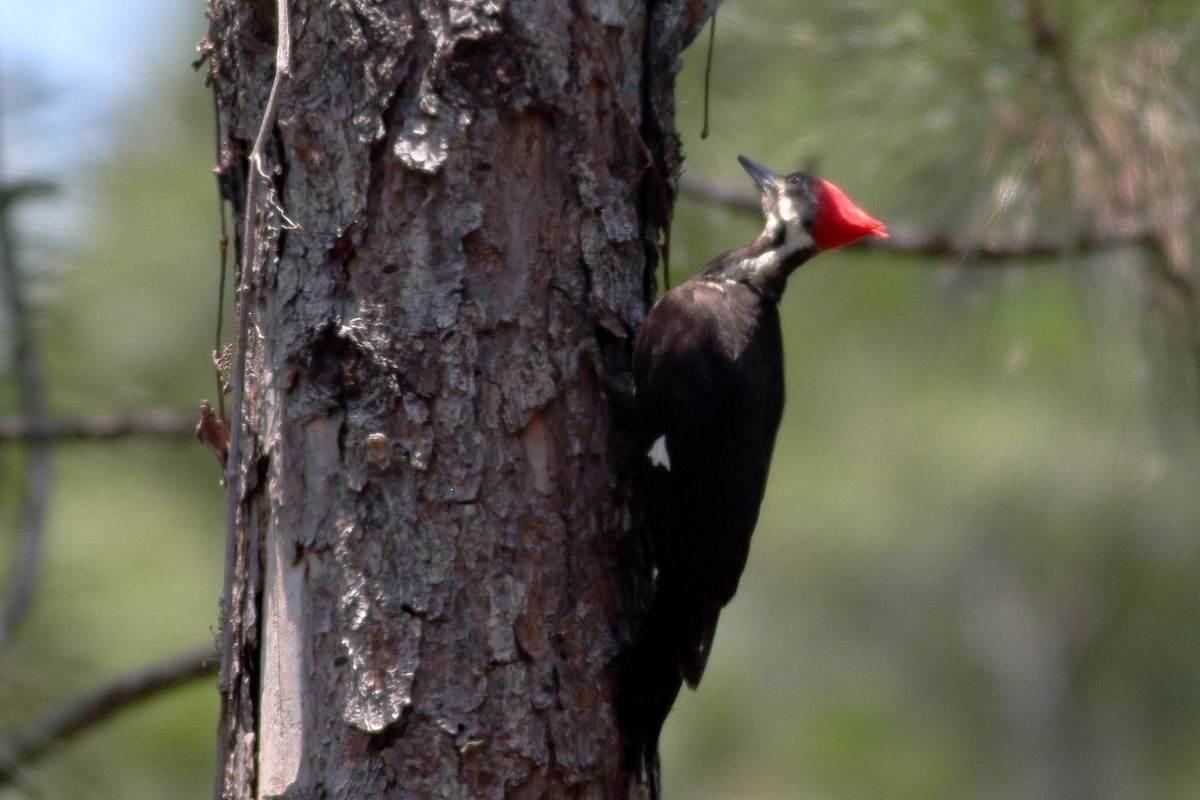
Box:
617, 592, 683, 800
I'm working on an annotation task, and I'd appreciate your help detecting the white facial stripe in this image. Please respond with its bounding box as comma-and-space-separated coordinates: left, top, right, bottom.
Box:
711, 188, 816, 290
775, 194, 800, 225
648, 435, 671, 470
745, 216, 813, 281
782, 224, 814, 252
766, 194, 813, 253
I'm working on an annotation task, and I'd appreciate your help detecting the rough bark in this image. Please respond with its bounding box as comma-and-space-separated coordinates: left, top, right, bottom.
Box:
203, 0, 717, 797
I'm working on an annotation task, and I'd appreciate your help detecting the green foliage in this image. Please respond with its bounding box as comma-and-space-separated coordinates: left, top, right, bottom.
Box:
0, 14, 221, 800
663, 2, 1200, 798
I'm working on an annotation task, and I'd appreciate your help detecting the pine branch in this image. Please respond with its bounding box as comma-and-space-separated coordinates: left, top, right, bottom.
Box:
0, 410, 200, 444
0, 647, 217, 784
678, 174, 1152, 264
0, 179, 55, 647
854, 225, 1154, 263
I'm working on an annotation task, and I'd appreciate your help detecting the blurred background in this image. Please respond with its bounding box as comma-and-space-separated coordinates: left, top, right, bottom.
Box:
2, 1, 1199, 798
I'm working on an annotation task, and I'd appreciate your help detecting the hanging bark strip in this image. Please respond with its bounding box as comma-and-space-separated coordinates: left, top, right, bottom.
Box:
209, 0, 294, 796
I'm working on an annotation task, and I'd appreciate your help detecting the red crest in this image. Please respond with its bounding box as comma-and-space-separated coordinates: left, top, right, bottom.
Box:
810, 178, 888, 251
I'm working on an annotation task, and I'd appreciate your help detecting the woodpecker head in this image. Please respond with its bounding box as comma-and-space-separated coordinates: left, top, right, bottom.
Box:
737, 154, 888, 257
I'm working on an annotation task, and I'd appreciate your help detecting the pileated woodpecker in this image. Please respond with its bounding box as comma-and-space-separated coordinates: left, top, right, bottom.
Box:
619, 155, 887, 795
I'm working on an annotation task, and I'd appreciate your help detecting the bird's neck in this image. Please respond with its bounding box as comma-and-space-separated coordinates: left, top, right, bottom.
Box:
698, 226, 814, 298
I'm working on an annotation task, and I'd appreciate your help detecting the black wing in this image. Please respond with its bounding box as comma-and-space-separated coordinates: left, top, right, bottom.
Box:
619, 280, 785, 790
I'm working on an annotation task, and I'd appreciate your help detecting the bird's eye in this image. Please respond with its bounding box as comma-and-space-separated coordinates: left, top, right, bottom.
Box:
785, 175, 806, 191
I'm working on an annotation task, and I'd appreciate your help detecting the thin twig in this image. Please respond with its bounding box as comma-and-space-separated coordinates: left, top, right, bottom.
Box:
222, 0, 292, 603
0, 176, 56, 648
0, 410, 198, 444
0, 647, 217, 784
1025, 0, 1111, 165
700, 12, 716, 140
1023, 1, 1200, 386
1139, 237, 1200, 391
212, 90, 230, 422
678, 173, 1151, 264
214, 0, 292, 793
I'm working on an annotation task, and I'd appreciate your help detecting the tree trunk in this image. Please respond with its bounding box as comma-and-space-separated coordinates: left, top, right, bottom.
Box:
203, 0, 716, 797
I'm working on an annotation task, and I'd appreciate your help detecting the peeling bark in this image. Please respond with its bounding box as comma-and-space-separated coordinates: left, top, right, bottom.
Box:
204, 0, 718, 797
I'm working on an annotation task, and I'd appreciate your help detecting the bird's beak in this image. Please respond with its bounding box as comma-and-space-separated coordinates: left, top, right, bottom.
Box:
737, 155, 783, 194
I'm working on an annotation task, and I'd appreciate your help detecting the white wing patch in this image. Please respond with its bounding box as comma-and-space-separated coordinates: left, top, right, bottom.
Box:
647, 435, 671, 470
